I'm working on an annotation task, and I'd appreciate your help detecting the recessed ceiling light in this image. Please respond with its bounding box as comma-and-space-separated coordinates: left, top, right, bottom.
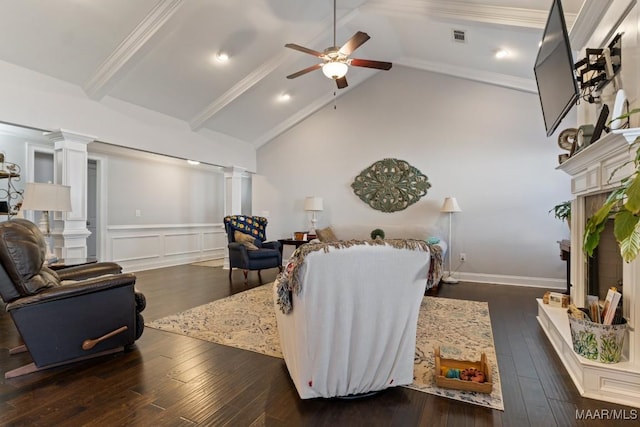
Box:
187, 160, 200, 165
215, 51, 229, 63
278, 93, 291, 102
495, 49, 510, 59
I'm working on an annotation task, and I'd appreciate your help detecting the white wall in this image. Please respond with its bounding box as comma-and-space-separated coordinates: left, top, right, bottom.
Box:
0, 59, 257, 172
102, 153, 224, 225
255, 66, 573, 287
88, 144, 228, 271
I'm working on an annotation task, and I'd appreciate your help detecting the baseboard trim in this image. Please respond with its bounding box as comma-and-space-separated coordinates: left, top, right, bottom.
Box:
452, 272, 566, 289
122, 254, 225, 273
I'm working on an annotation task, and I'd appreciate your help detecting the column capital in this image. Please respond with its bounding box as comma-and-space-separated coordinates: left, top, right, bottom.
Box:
45, 129, 96, 146
223, 165, 247, 178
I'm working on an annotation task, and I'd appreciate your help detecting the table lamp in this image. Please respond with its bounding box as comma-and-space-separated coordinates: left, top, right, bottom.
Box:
441, 196, 462, 284
20, 182, 72, 263
304, 196, 323, 235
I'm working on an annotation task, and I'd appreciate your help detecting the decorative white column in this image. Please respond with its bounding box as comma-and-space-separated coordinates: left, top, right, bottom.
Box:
224, 166, 246, 216
47, 130, 95, 259
223, 166, 247, 269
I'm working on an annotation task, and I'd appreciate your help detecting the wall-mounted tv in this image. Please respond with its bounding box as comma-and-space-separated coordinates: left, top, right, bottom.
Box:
534, 0, 579, 137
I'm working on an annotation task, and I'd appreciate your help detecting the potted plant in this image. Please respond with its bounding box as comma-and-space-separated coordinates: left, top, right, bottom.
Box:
583, 109, 640, 262
370, 228, 385, 240
550, 201, 571, 225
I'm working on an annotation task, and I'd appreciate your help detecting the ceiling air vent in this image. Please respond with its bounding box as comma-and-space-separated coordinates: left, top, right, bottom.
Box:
452, 29, 466, 43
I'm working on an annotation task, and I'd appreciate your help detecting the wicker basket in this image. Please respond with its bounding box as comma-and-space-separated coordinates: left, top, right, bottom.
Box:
434, 347, 493, 394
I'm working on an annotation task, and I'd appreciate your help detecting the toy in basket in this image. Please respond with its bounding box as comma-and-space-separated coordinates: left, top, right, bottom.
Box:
434, 347, 493, 394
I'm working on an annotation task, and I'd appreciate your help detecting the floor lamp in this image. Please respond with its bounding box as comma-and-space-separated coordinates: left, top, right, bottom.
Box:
441, 197, 462, 284
20, 182, 72, 264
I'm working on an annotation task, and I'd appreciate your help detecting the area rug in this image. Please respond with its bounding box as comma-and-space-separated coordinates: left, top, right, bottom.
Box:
146, 284, 504, 410
191, 259, 223, 267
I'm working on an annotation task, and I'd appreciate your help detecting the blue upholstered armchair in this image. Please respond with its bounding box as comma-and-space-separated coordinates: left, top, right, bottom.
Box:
223, 216, 282, 284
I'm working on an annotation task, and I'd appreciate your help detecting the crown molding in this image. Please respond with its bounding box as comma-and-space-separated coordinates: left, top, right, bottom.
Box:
83, 0, 185, 100
569, 0, 614, 50
361, 0, 573, 29
395, 57, 537, 93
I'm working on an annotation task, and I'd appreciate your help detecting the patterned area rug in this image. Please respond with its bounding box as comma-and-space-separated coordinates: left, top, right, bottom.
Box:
146, 284, 504, 410
190, 259, 223, 267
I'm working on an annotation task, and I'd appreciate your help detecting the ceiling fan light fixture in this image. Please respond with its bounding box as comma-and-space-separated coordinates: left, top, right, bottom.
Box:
322, 61, 348, 80
494, 48, 509, 59
215, 51, 229, 62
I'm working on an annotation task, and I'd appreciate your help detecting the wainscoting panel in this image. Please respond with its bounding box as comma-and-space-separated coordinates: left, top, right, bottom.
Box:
106, 224, 226, 272
165, 232, 201, 256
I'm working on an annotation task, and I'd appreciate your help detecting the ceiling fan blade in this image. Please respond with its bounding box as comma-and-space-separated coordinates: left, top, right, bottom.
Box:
285, 43, 323, 57
286, 63, 322, 79
350, 58, 393, 70
339, 31, 370, 56
336, 76, 348, 89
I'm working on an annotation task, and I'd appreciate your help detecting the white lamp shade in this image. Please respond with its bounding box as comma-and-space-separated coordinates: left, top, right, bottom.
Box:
21, 182, 72, 212
322, 62, 348, 79
441, 197, 461, 213
304, 196, 323, 211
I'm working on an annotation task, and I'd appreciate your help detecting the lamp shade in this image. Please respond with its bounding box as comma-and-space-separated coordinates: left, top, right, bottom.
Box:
304, 196, 323, 212
440, 197, 461, 213
21, 182, 72, 212
322, 62, 348, 79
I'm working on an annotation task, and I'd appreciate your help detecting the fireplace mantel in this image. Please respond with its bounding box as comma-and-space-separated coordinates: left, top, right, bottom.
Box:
537, 129, 640, 408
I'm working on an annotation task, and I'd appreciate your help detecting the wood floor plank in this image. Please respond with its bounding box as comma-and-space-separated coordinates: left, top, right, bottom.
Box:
2, 265, 639, 426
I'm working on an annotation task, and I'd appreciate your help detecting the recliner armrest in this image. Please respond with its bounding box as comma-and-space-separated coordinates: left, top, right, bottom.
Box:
55, 262, 123, 281
6, 273, 137, 311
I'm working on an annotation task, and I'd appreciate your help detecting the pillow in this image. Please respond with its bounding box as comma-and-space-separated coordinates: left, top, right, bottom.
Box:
234, 230, 259, 250
426, 236, 441, 245
316, 226, 338, 242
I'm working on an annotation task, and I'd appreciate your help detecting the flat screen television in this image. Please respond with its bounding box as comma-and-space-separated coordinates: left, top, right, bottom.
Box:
534, 0, 579, 137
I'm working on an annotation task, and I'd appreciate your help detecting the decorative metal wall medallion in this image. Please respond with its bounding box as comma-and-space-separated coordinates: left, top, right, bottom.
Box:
351, 158, 431, 212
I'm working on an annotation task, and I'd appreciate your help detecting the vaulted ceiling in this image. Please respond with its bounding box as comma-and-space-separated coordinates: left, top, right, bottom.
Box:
0, 0, 586, 148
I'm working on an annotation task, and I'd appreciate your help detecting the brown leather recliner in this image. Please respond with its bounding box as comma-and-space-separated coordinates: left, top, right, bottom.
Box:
0, 219, 145, 379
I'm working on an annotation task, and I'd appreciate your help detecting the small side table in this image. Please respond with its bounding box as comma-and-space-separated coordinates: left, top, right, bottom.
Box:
278, 239, 311, 257
48, 258, 98, 270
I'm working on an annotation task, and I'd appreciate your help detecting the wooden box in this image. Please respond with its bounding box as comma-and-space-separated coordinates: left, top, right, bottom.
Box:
434, 347, 493, 394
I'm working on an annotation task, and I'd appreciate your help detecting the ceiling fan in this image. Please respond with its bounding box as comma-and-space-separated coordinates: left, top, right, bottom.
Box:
284, 0, 392, 89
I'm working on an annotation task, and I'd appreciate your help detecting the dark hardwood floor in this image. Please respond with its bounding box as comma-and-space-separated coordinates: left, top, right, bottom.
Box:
1, 264, 638, 426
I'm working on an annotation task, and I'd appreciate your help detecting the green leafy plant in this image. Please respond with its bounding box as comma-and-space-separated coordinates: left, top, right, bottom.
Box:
584, 108, 640, 262
370, 228, 385, 240
550, 201, 571, 223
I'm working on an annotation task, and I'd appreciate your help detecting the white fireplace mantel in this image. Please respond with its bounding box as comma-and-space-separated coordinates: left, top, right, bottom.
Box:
537, 129, 640, 408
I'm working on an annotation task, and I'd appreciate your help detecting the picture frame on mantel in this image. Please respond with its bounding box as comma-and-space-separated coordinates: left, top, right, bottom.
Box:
589, 104, 610, 145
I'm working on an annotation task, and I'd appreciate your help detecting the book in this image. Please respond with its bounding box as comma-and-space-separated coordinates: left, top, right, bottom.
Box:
602, 288, 622, 325
587, 295, 601, 324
